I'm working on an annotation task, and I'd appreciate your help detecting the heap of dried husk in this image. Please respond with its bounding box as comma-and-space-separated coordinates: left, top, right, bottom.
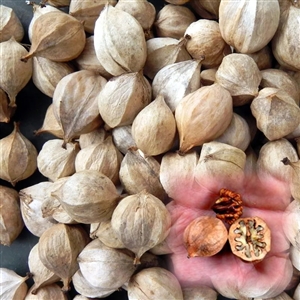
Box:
1, 0, 300, 299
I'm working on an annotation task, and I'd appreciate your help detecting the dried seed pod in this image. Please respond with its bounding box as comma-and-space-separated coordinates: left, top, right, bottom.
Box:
0, 268, 29, 300
291, 245, 300, 271
149, 239, 172, 255
155, 4, 196, 39
32, 57, 75, 98
77, 239, 136, 289
295, 285, 300, 300
38, 223, 90, 291
246, 45, 273, 70
0, 38, 33, 107
215, 53, 262, 106
75, 36, 113, 79
152, 60, 202, 112
119, 148, 166, 200
165, 0, 189, 5
144, 37, 191, 80
200, 68, 217, 86
35, 104, 64, 138
22, 11, 86, 62
131, 95, 176, 156
0, 5, 24, 42
0, 88, 15, 123
219, 0, 280, 53
189, 0, 219, 19
112, 125, 137, 155
94, 4, 147, 76
69, 0, 116, 34
260, 68, 300, 105
175, 83, 233, 153
42, 0, 71, 7
215, 113, 251, 151
128, 267, 183, 300
111, 191, 171, 264
20, 182, 57, 237
25, 284, 68, 300
0, 123, 37, 186
28, 244, 60, 294
183, 216, 228, 258
98, 71, 151, 128
52, 170, 120, 224
229, 217, 271, 262
272, 3, 300, 71
184, 19, 229, 68
0, 185, 23, 246
257, 138, 298, 183
115, 0, 156, 35
75, 136, 123, 184
250, 88, 300, 140
79, 128, 107, 149
244, 146, 258, 175
182, 286, 218, 300
72, 269, 115, 298
53, 70, 106, 145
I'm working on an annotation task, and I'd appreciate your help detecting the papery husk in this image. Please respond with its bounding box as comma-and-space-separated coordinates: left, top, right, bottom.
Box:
0, 185, 23, 246
165, 0, 189, 5
69, 0, 116, 34
246, 46, 273, 70
42, 0, 71, 7
194, 141, 246, 187
184, 19, 230, 68
115, 0, 156, 35
256, 138, 298, 183
32, 56, 75, 98
219, 0, 280, 54
244, 146, 258, 175
72, 269, 115, 298
22, 11, 86, 62
144, 37, 191, 80
53, 70, 106, 145
19, 182, 57, 237
189, 0, 219, 19
295, 283, 300, 300
28, 244, 60, 294
0, 122, 37, 186
260, 69, 300, 105
75, 136, 123, 184
79, 127, 107, 149
253, 292, 293, 300
0, 38, 33, 107
175, 83, 233, 153
94, 4, 147, 76
0, 5, 24, 42
160, 150, 199, 200
37, 139, 79, 181
155, 4, 196, 39
75, 36, 113, 79
119, 148, 166, 201
215, 113, 251, 151
131, 95, 176, 156
35, 104, 64, 138
200, 68, 217, 86
0, 88, 15, 123
272, 4, 300, 71
77, 239, 136, 289
152, 59, 202, 112
250, 87, 300, 140
25, 284, 67, 300
111, 125, 137, 155
111, 191, 171, 265
0, 268, 29, 300
51, 170, 120, 224
38, 223, 90, 291
182, 286, 218, 300
128, 267, 183, 300
149, 239, 173, 255
291, 245, 300, 271
98, 71, 151, 128
215, 53, 262, 106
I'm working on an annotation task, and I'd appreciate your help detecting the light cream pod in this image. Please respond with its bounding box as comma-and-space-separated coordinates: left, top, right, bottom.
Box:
175, 83, 233, 153
94, 4, 147, 76
219, 0, 280, 54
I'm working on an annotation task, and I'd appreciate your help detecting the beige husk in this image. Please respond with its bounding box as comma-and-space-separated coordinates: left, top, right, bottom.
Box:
182, 286, 218, 300
78, 128, 107, 149
25, 284, 68, 299
246, 45, 273, 70
281, 158, 300, 201
0, 88, 15, 123
111, 125, 137, 155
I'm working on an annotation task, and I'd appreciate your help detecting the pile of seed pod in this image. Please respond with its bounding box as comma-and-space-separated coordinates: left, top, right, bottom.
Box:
0, 0, 300, 299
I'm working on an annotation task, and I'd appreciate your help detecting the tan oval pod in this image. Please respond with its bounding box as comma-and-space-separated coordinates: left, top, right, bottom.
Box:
112, 125, 137, 155
200, 68, 217, 86
25, 284, 67, 300
246, 45, 273, 70
155, 4, 196, 39
132, 95, 177, 156
22, 11, 86, 62
42, 0, 71, 7
0, 38, 33, 107
78, 127, 107, 149
219, 0, 280, 53
94, 4, 147, 76
175, 83, 233, 153
189, 0, 219, 19
0, 88, 15, 123
0, 5, 24, 42
182, 286, 218, 300
0, 123, 37, 186
281, 158, 300, 201
0, 185, 23, 246
53, 70, 107, 145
